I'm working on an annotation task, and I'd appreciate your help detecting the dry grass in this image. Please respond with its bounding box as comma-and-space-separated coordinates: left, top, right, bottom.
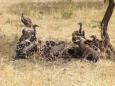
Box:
0, 59, 115, 86
0, 0, 115, 86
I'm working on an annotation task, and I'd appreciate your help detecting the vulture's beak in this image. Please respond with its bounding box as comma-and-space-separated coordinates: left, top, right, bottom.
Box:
33, 25, 40, 28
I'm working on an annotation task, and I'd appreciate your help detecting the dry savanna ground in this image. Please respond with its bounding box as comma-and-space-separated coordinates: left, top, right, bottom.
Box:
0, 0, 115, 86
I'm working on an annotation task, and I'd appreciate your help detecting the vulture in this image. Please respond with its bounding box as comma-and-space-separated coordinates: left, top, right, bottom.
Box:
21, 13, 33, 27
33, 24, 39, 34
90, 35, 101, 49
72, 22, 85, 44
78, 22, 85, 38
75, 36, 99, 62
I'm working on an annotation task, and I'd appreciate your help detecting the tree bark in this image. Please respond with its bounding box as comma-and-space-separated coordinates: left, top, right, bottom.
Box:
101, 0, 115, 57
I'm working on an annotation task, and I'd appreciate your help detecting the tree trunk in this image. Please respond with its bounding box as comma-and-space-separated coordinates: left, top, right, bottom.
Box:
101, 0, 115, 58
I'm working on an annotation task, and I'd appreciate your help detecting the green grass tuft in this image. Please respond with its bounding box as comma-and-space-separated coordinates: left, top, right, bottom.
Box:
62, 11, 73, 18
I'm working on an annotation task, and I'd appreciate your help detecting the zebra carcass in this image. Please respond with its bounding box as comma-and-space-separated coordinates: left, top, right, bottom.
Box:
37, 40, 66, 60
16, 40, 37, 58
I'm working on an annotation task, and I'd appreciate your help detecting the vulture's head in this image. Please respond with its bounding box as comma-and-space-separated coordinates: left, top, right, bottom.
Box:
33, 24, 39, 28
78, 22, 82, 26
